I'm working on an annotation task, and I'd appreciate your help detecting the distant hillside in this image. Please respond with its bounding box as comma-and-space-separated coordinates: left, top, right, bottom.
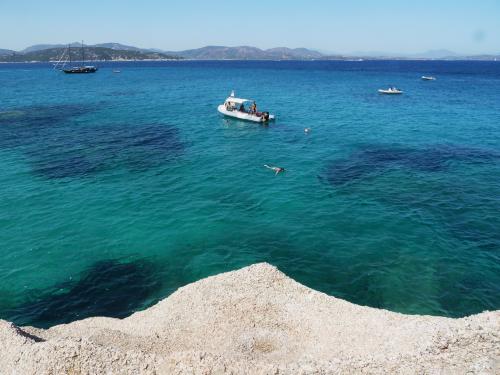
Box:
411, 49, 458, 59
168, 46, 324, 60
0, 47, 182, 62
459, 54, 500, 61
21, 44, 69, 53
350, 49, 460, 59
265, 47, 323, 59
3, 43, 500, 61
0, 48, 14, 56
93, 43, 145, 51
20, 42, 156, 53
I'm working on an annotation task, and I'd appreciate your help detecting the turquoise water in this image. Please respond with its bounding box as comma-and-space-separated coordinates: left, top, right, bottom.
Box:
0, 60, 499, 327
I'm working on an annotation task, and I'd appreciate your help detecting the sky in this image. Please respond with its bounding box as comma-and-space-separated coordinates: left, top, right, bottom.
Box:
1, 0, 499, 54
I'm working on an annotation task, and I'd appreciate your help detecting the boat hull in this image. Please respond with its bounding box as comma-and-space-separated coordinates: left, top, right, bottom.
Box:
217, 105, 275, 123
378, 89, 403, 94
63, 67, 98, 74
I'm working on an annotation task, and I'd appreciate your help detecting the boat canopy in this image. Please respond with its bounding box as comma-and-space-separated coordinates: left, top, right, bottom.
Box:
225, 97, 251, 104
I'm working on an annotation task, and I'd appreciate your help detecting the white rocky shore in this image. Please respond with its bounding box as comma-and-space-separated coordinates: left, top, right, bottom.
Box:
1, 263, 498, 374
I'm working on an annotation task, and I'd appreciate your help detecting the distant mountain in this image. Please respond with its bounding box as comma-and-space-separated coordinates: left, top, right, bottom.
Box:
3, 43, 499, 61
20, 42, 150, 54
11, 43, 325, 60
166, 45, 261, 60
460, 54, 500, 61
349, 49, 460, 59
93, 43, 144, 51
265, 47, 323, 59
21, 44, 78, 53
0, 47, 182, 62
170, 46, 495, 60
410, 49, 459, 59
18, 42, 172, 57
0, 48, 15, 56
166, 46, 324, 60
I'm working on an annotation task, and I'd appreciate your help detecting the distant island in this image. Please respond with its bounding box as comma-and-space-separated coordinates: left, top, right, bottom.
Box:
1, 42, 499, 62
0, 44, 182, 63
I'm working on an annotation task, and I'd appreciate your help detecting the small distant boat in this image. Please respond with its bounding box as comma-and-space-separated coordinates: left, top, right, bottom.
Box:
54, 41, 98, 74
421, 76, 436, 81
113, 70, 121, 73
378, 87, 403, 95
218, 91, 275, 123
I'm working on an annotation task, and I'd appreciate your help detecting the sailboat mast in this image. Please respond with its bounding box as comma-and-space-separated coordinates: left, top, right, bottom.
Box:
81, 40, 85, 65
68, 44, 72, 65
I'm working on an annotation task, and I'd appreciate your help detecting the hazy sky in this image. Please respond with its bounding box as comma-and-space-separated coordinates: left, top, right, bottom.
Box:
1, 0, 499, 54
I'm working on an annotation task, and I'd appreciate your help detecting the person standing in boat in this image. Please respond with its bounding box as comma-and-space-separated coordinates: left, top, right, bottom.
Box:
239, 103, 246, 112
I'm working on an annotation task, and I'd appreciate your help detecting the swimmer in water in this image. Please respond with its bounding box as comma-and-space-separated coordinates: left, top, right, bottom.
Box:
264, 164, 285, 175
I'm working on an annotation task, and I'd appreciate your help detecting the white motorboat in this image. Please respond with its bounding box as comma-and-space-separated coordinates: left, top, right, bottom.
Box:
421, 76, 436, 81
378, 87, 403, 94
218, 91, 275, 123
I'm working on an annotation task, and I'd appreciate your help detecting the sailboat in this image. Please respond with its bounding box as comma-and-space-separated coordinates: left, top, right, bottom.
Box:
59, 41, 98, 74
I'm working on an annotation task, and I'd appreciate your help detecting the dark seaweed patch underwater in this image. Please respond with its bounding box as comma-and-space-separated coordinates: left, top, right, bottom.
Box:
318, 143, 500, 317
322, 144, 500, 186
0, 104, 184, 179
3, 259, 162, 328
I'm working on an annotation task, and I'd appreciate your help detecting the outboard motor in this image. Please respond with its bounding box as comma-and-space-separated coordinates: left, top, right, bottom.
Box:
263, 112, 270, 121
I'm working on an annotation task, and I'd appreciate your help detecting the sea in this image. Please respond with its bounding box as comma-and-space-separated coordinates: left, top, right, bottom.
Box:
0, 60, 499, 328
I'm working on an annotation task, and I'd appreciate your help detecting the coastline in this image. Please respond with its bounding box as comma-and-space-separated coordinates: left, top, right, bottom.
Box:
1, 263, 498, 374
1, 57, 499, 64
0, 58, 184, 64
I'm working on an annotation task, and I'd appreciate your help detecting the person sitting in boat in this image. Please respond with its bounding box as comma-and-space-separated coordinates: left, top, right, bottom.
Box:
225, 101, 232, 111
250, 101, 257, 114
239, 103, 246, 112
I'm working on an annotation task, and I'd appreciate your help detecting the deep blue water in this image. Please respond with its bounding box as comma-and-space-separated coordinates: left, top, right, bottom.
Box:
0, 60, 499, 327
